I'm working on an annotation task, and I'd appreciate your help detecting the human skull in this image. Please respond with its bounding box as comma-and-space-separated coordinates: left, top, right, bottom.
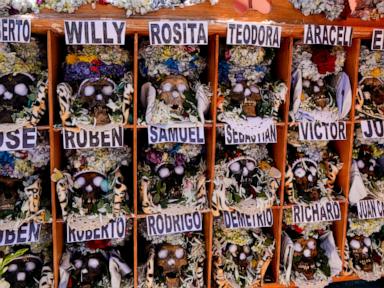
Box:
4, 254, 42, 288
159, 75, 189, 114
230, 83, 262, 117
78, 78, 116, 125
292, 238, 318, 280
349, 235, 374, 272
292, 159, 319, 201
74, 171, 109, 211
70, 252, 107, 287
356, 146, 378, 178
0, 176, 20, 211
156, 244, 187, 288
0, 73, 35, 123
227, 157, 259, 196
361, 78, 384, 106
226, 243, 253, 272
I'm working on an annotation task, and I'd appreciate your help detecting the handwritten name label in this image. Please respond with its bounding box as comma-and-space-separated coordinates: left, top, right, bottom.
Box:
225, 123, 277, 144
0, 222, 41, 246
148, 126, 205, 144
361, 119, 384, 139
63, 126, 124, 149
67, 217, 126, 243
292, 201, 341, 224
149, 21, 208, 45
299, 121, 346, 141
372, 29, 384, 50
64, 20, 126, 45
358, 199, 384, 220
223, 210, 273, 229
146, 211, 202, 236
227, 22, 281, 47
304, 25, 352, 46
0, 19, 31, 43
0, 127, 37, 151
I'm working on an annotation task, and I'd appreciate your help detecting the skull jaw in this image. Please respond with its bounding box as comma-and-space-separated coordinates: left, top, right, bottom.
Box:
295, 259, 317, 280
93, 106, 110, 125
165, 274, 180, 288
352, 250, 374, 272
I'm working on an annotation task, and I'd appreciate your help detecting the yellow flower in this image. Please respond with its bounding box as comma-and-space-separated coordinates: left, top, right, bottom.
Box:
371, 68, 382, 78
162, 47, 172, 58
259, 161, 271, 170
66, 54, 78, 65
78, 55, 97, 63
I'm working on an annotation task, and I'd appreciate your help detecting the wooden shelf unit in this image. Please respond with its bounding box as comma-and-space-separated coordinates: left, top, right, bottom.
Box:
19, 1, 384, 287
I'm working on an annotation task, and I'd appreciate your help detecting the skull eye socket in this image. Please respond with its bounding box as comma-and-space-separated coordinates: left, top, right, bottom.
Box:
158, 249, 168, 259
250, 86, 259, 93
0, 84, 5, 95
93, 176, 104, 187
294, 167, 306, 178
177, 83, 187, 93
75, 177, 86, 188
229, 162, 241, 174
246, 161, 255, 172
8, 264, 18, 272
174, 166, 184, 175
294, 242, 303, 252
357, 160, 365, 169
350, 239, 361, 249
307, 240, 316, 250
84, 85, 96, 97
175, 248, 184, 259
88, 258, 100, 269
233, 83, 244, 93
25, 261, 36, 272
364, 237, 372, 247
14, 83, 28, 96
74, 259, 83, 269
102, 85, 113, 96
158, 167, 171, 179
162, 83, 172, 92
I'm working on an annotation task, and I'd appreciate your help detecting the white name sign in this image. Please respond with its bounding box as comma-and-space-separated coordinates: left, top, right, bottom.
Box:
361, 119, 384, 139
299, 121, 346, 141
0, 127, 37, 151
292, 201, 341, 224
149, 21, 208, 45
146, 211, 202, 236
371, 29, 384, 50
67, 216, 126, 243
63, 126, 124, 149
148, 126, 205, 144
304, 25, 352, 46
358, 199, 384, 220
224, 123, 277, 144
227, 22, 281, 47
223, 210, 273, 229
64, 20, 126, 45
0, 18, 31, 43
0, 222, 41, 246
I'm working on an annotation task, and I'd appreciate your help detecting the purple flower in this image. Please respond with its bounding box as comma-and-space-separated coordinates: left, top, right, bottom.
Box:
146, 150, 162, 165
175, 154, 185, 166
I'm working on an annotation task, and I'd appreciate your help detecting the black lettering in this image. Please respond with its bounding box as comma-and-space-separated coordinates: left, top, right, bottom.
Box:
150, 24, 161, 45
65, 21, 82, 44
